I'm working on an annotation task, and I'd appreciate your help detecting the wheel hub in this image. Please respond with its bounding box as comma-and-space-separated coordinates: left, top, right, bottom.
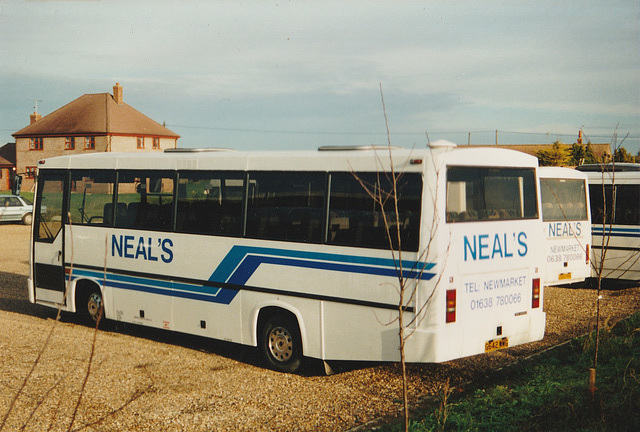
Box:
268, 327, 293, 362
87, 293, 102, 321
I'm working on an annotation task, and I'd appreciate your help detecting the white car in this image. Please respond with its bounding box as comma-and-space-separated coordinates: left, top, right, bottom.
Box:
0, 195, 33, 225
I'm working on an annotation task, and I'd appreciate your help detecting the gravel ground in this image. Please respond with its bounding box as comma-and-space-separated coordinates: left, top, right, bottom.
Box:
1, 223, 639, 431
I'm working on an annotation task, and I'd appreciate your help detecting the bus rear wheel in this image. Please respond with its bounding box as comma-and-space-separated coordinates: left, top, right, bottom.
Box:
260, 313, 303, 373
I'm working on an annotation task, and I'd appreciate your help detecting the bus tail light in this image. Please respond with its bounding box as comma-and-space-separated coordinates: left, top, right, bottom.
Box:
446, 289, 456, 323
532, 278, 541, 309
585, 244, 590, 265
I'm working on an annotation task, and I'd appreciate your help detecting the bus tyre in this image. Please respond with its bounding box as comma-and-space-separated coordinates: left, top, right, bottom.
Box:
79, 287, 104, 326
260, 314, 302, 373
22, 213, 32, 225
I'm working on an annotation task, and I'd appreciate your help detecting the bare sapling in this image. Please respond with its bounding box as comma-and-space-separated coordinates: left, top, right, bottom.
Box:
351, 84, 449, 431
587, 129, 635, 401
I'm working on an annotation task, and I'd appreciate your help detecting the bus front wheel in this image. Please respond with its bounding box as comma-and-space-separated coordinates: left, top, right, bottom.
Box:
260, 313, 303, 373
77, 284, 104, 326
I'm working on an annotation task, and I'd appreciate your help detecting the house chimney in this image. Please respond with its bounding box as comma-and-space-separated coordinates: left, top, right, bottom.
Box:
30, 112, 41, 124
113, 82, 123, 105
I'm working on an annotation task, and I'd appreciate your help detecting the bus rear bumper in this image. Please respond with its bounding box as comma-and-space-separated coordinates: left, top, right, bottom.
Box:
404, 311, 546, 363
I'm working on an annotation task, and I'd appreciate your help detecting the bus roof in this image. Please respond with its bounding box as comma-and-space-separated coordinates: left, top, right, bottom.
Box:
538, 166, 588, 180
36, 146, 539, 173
576, 163, 640, 172
579, 167, 640, 183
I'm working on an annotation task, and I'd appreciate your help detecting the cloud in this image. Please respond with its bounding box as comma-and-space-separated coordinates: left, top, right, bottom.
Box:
0, 0, 638, 152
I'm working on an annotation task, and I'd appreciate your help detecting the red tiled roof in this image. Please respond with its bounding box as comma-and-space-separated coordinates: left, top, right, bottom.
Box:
0, 142, 16, 167
13, 93, 179, 138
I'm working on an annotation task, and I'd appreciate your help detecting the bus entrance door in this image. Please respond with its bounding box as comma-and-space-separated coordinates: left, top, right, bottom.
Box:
33, 170, 67, 305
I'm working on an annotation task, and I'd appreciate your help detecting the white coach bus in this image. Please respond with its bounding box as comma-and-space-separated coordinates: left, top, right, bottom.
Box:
576, 163, 640, 283
538, 167, 591, 285
28, 143, 545, 373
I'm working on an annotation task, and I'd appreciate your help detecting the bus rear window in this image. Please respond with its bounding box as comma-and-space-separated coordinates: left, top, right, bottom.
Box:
446, 167, 538, 222
540, 178, 588, 222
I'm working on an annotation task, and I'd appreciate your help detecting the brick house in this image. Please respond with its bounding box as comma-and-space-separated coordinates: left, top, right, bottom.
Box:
12, 83, 179, 190
0, 142, 16, 191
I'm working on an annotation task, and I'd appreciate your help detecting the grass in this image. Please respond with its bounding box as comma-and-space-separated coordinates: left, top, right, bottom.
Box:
383, 312, 640, 432
0, 190, 34, 202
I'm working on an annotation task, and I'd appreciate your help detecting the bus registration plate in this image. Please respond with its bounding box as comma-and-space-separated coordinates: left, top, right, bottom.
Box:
558, 272, 572, 280
485, 337, 509, 353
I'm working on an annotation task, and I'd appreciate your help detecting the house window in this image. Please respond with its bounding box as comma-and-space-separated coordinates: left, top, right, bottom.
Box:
152, 137, 160, 149
137, 137, 145, 149
29, 137, 43, 150
84, 136, 95, 150
65, 137, 75, 150
26, 166, 37, 178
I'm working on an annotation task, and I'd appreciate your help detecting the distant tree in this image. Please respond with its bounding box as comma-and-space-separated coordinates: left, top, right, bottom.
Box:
571, 142, 601, 167
568, 143, 586, 166
583, 143, 600, 164
537, 141, 569, 166
613, 146, 635, 163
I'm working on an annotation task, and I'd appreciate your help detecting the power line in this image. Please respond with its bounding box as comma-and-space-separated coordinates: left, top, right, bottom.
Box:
2, 122, 638, 142
165, 124, 639, 140
165, 124, 386, 136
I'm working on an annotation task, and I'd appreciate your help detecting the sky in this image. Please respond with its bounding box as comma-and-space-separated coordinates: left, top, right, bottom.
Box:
1, 0, 639, 154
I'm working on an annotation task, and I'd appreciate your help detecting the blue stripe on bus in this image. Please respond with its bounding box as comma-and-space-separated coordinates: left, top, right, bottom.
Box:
105, 279, 232, 303
68, 246, 436, 306
592, 227, 640, 238
70, 267, 224, 295
227, 254, 435, 286
210, 245, 435, 284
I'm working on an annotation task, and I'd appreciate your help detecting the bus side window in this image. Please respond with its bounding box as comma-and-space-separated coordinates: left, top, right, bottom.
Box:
246, 172, 325, 243
69, 170, 116, 226
328, 172, 421, 251
176, 171, 244, 236
615, 185, 640, 225
589, 185, 612, 225
115, 170, 174, 231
